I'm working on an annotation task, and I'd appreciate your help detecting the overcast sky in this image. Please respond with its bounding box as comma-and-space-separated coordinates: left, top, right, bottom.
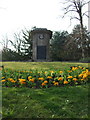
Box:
0, 0, 88, 49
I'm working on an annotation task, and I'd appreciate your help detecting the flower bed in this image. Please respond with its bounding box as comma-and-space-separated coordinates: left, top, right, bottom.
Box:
1, 66, 90, 88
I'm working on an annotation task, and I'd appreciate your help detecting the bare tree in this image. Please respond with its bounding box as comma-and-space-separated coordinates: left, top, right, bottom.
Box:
62, 0, 90, 59
9, 32, 23, 54
0, 35, 9, 49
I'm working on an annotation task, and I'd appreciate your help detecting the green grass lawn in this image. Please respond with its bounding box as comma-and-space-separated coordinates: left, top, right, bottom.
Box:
1, 61, 89, 70
2, 84, 89, 119
1, 62, 89, 119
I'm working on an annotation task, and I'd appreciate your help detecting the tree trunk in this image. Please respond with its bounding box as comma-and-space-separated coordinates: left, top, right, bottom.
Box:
79, 7, 85, 59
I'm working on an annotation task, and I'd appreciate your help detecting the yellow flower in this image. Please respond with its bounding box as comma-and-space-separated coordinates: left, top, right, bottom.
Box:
44, 71, 47, 74
54, 82, 59, 86
50, 71, 54, 73
18, 79, 26, 82
2, 77, 5, 79
73, 78, 78, 81
1, 80, 6, 82
58, 77, 63, 81
59, 71, 63, 73
11, 80, 16, 83
81, 79, 84, 81
83, 74, 88, 79
44, 81, 48, 83
64, 81, 69, 84
29, 78, 35, 83
7, 78, 16, 83
67, 70, 72, 73
30, 71, 32, 73
88, 71, 90, 75
47, 76, 52, 79
78, 74, 83, 78
72, 67, 78, 71
7, 78, 14, 81
78, 66, 82, 69
38, 71, 42, 73
20, 81, 26, 84
82, 71, 86, 74
67, 76, 73, 79
38, 77, 44, 81
28, 76, 32, 80
53, 81, 55, 83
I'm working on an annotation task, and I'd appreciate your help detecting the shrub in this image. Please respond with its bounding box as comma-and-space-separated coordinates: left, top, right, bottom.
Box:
79, 57, 90, 63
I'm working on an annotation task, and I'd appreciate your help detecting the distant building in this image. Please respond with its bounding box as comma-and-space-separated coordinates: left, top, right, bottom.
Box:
31, 28, 52, 62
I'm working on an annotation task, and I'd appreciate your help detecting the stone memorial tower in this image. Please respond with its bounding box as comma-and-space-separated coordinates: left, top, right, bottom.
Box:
31, 28, 52, 61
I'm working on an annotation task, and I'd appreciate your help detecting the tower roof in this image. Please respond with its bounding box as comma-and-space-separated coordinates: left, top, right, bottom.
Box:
31, 28, 52, 39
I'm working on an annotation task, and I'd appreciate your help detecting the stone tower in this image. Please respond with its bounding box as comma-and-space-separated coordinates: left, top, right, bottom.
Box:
31, 28, 52, 61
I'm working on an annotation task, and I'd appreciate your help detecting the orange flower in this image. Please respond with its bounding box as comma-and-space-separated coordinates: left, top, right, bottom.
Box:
7, 78, 16, 83
38, 77, 44, 81
72, 67, 78, 71
54, 82, 59, 86
11, 80, 16, 83
30, 71, 32, 73
41, 82, 46, 86
67, 70, 72, 73
78, 74, 83, 78
7, 78, 14, 81
44, 81, 48, 83
1, 80, 6, 82
18, 79, 26, 84
50, 71, 54, 73
83, 74, 88, 79
67, 76, 73, 79
44, 71, 47, 74
53, 81, 55, 83
64, 81, 69, 84
28, 76, 32, 79
29, 78, 35, 83
18, 79, 26, 82
47, 76, 52, 79
73, 78, 78, 81
58, 77, 63, 81
59, 71, 63, 73
20, 81, 26, 84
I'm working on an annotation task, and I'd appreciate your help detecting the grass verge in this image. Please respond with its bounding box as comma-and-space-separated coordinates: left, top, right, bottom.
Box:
2, 83, 89, 119
1, 62, 89, 71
